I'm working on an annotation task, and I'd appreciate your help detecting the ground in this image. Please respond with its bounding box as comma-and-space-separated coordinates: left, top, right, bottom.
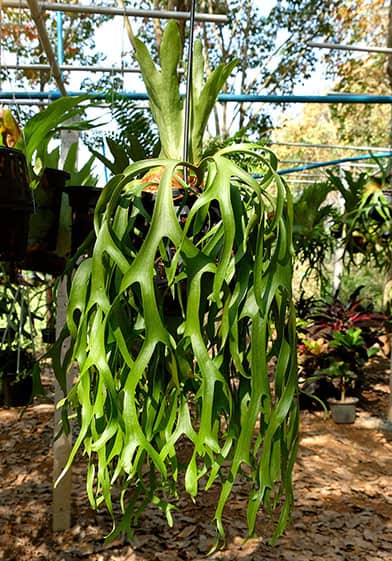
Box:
1, 357, 392, 561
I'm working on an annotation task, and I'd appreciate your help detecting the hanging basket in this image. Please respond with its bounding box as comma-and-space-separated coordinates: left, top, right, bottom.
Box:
0, 147, 31, 208
0, 349, 34, 407
64, 186, 102, 254
0, 371, 33, 407
21, 168, 70, 275
0, 147, 33, 261
28, 168, 70, 252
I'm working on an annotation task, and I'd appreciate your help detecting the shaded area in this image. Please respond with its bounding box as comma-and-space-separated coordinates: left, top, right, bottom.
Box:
0, 359, 391, 561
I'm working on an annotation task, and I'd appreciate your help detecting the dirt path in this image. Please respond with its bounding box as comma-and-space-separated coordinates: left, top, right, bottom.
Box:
0, 360, 391, 561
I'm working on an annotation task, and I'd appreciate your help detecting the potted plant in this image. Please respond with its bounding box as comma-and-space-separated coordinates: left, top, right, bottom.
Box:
0, 265, 47, 405
63, 184, 102, 254
0, 309, 38, 408
324, 327, 380, 423
297, 288, 385, 419
0, 346, 35, 407
54, 21, 298, 547
0, 143, 32, 261
323, 363, 359, 423
0, 97, 97, 269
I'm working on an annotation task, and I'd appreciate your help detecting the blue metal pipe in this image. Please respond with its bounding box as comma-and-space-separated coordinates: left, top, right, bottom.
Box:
56, 12, 64, 66
56, 12, 64, 83
278, 152, 392, 175
4, 91, 392, 104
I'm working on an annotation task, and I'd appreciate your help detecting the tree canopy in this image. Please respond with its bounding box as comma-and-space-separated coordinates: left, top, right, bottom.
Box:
1, 0, 391, 144
0, 6, 109, 93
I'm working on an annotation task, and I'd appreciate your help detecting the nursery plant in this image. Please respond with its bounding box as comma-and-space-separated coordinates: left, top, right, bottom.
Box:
55, 21, 298, 546
297, 287, 386, 409
316, 328, 375, 398
320, 328, 371, 423
0, 95, 97, 186
292, 181, 337, 292
326, 168, 392, 270
0, 267, 45, 405
0, 97, 99, 266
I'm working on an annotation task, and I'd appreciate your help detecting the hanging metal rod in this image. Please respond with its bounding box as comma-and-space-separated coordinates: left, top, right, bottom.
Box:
1, 63, 141, 73
272, 141, 392, 152
183, 0, 197, 163
280, 159, 317, 164
308, 41, 392, 55
2, 1, 228, 22
287, 173, 326, 178
25, 0, 67, 96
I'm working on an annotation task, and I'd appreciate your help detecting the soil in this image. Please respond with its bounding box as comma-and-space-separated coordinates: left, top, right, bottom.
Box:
1, 356, 392, 561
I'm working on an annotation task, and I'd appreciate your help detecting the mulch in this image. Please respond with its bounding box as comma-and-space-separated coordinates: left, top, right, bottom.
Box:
1, 356, 392, 561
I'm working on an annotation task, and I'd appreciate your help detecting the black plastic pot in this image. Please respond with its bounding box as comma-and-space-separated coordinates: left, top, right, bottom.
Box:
28, 168, 70, 252
0, 349, 34, 407
0, 371, 33, 407
20, 168, 70, 275
64, 186, 102, 254
0, 147, 31, 208
41, 327, 56, 344
0, 147, 33, 261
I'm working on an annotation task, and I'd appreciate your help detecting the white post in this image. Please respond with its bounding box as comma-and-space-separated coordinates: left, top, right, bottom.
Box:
52, 125, 79, 531
331, 167, 346, 296
52, 277, 73, 531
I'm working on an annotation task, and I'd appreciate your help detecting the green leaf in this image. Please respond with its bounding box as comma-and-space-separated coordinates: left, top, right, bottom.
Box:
133, 21, 183, 159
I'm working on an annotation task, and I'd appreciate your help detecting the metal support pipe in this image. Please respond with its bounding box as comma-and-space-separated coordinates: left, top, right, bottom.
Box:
280, 159, 379, 169
3, 91, 392, 104
278, 152, 392, 175
271, 140, 392, 152
57, 11, 64, 66
1, 63, 142, 73
217, 93, 392, 103
183, 0, 197, 163
26, 0, 67, 96
2, 0, 228, 23
0, 99, 49, 106
57, 11, 64, 82
308, 41, 392, 55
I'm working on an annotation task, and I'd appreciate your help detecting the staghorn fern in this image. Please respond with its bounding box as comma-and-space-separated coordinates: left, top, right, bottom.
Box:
56, 145, 298, 545
55, 20, 299, 549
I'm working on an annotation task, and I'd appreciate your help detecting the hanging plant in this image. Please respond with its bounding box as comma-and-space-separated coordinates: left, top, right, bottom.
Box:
55, 21, 298, 547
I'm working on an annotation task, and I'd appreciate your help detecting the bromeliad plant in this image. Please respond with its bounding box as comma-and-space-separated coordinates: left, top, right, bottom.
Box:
55, 21, 298, 546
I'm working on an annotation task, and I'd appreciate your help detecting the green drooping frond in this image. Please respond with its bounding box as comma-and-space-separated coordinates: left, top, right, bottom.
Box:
57, 144, 298, 546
